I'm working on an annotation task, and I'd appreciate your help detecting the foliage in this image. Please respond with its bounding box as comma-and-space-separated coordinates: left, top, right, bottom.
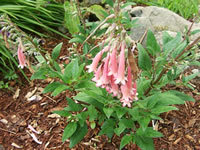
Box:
0, 0, 69, 38
133, 0, 199, 19
30, 1, 200, 150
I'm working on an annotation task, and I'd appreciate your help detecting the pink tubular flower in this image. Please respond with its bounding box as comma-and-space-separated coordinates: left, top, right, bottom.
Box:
110, 75, 119, 97
87, 50, 104, 73
102, 54, 110, 85
92, 64, 103, 82
108, 41, 118, 77
115, 41, 126, 85
17, 39, 27, 69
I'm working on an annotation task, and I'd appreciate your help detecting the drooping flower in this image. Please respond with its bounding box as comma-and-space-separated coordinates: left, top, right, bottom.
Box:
87, 50, 104, 73
108, 41, 118, 77
110, 75, 119, 97
115, 40, 126, 85
102, 54, 110, 85
17, 39, 27, 69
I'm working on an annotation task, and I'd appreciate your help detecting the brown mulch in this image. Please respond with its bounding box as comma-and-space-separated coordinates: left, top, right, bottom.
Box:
0, 36, 200, 150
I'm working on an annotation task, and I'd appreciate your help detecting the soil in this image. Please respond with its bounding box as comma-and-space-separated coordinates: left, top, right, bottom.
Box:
0, 35, 200, 150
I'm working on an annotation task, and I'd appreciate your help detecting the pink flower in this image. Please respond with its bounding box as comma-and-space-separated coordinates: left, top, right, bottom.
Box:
115, 41, 126, 85
110, 75, 119, 97
87, 50, 104, 73
17, 39, 27, 69
108, 41, 118, 77
92, 64, 103, 82
102, 54, 110, 85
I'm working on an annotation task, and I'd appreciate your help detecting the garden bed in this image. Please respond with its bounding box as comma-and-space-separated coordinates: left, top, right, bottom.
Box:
0, 36, 200, 150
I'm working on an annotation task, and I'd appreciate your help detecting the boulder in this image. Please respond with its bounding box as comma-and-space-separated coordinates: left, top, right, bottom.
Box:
129, 6, 200, 45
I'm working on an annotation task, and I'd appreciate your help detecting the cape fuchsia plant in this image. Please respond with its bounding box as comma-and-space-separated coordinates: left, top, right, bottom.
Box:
86, 28, 138, 107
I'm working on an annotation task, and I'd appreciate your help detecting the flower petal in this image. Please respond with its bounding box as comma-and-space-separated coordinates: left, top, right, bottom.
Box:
115, 41, 126, 85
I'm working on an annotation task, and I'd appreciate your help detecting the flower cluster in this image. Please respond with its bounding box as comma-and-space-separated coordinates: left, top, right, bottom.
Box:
87, 33, 138, 107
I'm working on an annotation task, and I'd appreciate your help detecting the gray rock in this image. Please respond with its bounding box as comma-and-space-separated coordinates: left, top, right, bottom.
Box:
130, 6, 200, 45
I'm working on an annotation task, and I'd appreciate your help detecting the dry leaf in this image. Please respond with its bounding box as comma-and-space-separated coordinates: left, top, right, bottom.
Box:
188, 119, 196, 127
173, 137, 182, 145
0, 119, 8, 124
25, 87, 37, 99
47, 114, 60, 118
27, 95, 42, 101
11, 143, 23, 149
185, 134, 195, 142
128, 48, 138, 80
13, 88, 20, 99
168, 134, 175, 141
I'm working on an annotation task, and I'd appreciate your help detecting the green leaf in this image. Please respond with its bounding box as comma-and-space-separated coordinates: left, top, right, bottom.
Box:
53, 110, 70, 117
53, 61, 61, 72
98, 119, 115, 139
114, 121, 126, 136
138, 117, 151, 131
105, 0, 114, 7
146, 30, 160, 55
65, 97, 83, 111
171, 40, 187, 58
63, 61, 74, 82
52, 42, 63, 60
135, 135, 155, 150
162, 31, 173, 46
51, 84, 69, 96
184, 72, 200, 83
120, 119, 134, 128
31, 68, 48, 80
69, 122, 88, 148
166, 90, 195, 102
64, 1, 80, 34
88, 105, 98, 121
43, 82, 62, 94
72, 59, 79, 79
120, 135, 132, 150
163, 32, 182, 56
151, 106, 178, 114
62, 122, 77, 142
87, 5, 106, 20
74, 92, 104, 109
137, 127, 163, 138
147, 92, 185, 109
103, 107, 114, 119
83, 43, 89, 54
191, 29, 200, 35
63, 59, 80, 83
138, 43, 152, 71
121, 2, 136, 9
114, 106, 126, 119
69, 38, 83, 43
90, 121, 96, 129
84, 90, 107, 104
76, 112, 88, 127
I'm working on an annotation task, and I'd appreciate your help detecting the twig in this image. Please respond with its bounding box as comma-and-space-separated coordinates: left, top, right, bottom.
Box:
44, 95, 57, 103
0, 127, 16, 134
175, 36, 200, 61
138, 30, 147, 44
75, 0, 86, 30
82, 14, 115, 46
